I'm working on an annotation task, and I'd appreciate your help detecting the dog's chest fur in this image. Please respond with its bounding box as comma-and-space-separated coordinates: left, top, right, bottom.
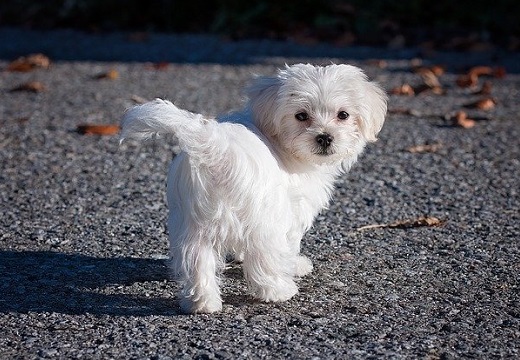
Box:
286, 171, 337, 232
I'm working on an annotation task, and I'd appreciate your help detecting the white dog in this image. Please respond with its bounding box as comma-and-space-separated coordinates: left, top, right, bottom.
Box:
120, 63, 387, 313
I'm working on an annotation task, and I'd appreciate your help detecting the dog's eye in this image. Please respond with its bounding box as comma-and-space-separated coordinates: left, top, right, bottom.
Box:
295, 112, 309, 121
337, 111, 350, 120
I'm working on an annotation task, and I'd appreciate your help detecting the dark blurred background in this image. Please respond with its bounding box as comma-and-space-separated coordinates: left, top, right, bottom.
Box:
1, 0, 519, 50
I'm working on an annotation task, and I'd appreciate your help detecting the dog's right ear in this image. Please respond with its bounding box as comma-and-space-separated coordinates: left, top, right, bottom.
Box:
246, 76, 282, 136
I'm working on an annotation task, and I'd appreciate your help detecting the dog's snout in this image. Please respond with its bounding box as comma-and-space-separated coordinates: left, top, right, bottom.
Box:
316, 133, 333, 148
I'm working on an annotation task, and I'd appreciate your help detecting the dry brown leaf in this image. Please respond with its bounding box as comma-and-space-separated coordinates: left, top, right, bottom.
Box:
475, 98, 496, 110
357, 216, 444, 231
387, 216, 444, 229
429, 65, 445, 76
468, 66, 493, 78
456, 65, 505, 88
77, 124, 120, 135
406, 143, 443, 153
145, 62, 170, 70
417, 68, 442, 89
430, 86, 445, 95
390, 83, 415, 96
468, 65, 506, 80
130, 95, 148, 104
414, 65, 445, 77
465, 97, 496, 111
10, 81, 47, 93
411, 67, 445, 95
7, 53, 51, 72
456, 73, 479, 88
95, 69, 119, 80
451, 111, 475, 128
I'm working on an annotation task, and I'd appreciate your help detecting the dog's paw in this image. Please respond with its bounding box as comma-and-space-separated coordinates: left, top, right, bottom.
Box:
294, 255, 313, 277
253, 277, 298, 303
180, 296, 223, 314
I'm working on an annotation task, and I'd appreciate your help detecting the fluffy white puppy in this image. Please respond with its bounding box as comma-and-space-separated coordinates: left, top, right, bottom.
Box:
120, 63, 387, 313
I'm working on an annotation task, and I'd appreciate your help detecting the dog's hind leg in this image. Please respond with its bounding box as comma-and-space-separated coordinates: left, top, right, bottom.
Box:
175, 243, 223, 314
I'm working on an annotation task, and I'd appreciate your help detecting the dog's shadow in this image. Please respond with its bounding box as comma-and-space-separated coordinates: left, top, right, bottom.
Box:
0, 250, 181, 316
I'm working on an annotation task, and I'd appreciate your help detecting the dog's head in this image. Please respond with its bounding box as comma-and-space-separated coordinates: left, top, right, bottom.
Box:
247, 63, 387, 169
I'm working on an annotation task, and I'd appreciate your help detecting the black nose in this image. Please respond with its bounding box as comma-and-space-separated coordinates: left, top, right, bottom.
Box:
316, 133, 333, 148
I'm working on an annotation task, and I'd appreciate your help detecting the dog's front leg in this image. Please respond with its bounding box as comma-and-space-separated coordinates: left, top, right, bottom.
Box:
287, 228, 313, 277
242, 229, 298, 303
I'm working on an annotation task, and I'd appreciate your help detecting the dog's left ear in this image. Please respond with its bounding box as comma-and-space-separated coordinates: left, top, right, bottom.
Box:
246, 75, 283, 136
358, 79, 388, 142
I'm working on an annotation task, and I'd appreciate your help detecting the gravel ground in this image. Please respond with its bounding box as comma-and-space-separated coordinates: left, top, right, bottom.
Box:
1, 28, 519, 359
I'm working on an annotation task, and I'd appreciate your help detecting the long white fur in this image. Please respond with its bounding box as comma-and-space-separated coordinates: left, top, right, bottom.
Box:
120, 63, 387, 313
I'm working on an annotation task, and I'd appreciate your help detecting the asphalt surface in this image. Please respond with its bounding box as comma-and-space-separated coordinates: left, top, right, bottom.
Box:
1, 28, 519, 359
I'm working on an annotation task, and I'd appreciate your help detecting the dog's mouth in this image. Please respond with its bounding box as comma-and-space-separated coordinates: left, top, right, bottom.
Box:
313, 147, 335, 156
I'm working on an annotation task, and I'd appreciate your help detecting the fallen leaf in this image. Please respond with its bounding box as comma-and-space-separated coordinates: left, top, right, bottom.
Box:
412, 67, 445, 95
10, 81, 47, 93
417, 68, 442, 89
429, 65, 445, 76
475, 98, 496, 110
414, 65, 445, 77
451, 111, 475, 128
456, 65, 505, 88
154, 62, 169, 70
390, 83, 415, 96
456, 73, 478, 88
7, 53, 50, 72
145, 62, 170, 70
388, 216, 444, 229
430, 86, 445, 95
357, 216, 444, 231
465, 97, 496, 111
468, 66, 493, 77
95, 69, 119, 80
130, 95, 148, 104
77, 124, 120, 135
406, 143, 443, 153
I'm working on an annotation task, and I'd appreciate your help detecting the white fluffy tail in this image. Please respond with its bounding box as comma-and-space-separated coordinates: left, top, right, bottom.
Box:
120, 99, 211, 150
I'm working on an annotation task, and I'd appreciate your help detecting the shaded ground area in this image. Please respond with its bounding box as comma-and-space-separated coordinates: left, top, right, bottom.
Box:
2, 1, 519, 50
1, 29, 519, 358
